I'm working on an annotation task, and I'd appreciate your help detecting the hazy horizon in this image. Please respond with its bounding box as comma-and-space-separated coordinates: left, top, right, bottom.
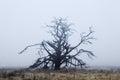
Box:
0, 0, 120, 67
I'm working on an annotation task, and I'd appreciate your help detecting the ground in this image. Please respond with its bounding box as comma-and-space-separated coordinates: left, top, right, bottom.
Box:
0, 69, 120, 80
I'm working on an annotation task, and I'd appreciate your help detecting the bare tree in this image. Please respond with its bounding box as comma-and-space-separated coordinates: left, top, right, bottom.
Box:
19, 18, 95, 70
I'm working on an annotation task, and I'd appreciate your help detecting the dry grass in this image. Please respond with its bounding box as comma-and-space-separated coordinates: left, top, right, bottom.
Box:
0, 69, 120, 80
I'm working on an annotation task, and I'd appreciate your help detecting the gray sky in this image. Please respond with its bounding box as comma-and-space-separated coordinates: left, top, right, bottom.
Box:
0, 0, 120, 67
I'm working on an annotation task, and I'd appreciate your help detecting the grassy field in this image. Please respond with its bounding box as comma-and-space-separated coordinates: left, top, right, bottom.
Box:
0, 69, 120, 80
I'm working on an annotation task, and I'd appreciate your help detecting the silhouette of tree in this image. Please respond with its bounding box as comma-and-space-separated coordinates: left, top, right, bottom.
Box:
19, 18, 95, 70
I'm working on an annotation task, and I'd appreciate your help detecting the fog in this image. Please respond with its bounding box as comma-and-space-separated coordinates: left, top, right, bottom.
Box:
0, 0, 120, 68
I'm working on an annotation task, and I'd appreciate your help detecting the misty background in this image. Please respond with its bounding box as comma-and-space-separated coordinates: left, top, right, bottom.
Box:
0, 0, 120, 68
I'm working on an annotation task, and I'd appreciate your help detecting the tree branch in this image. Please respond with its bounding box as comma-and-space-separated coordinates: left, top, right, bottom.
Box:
19, 43, 41, 54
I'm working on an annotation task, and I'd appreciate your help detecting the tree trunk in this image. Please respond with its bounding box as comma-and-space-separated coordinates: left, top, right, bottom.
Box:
54, 62, 61, 70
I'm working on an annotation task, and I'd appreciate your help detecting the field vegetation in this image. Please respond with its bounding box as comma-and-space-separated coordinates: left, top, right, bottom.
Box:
0, 69, 120, 80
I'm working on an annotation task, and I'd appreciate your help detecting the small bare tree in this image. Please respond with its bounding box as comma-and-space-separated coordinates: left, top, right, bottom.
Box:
19, 18, 95, 70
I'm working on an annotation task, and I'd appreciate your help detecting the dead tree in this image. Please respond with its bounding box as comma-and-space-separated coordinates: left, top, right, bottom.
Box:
19, 18, 95, 70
